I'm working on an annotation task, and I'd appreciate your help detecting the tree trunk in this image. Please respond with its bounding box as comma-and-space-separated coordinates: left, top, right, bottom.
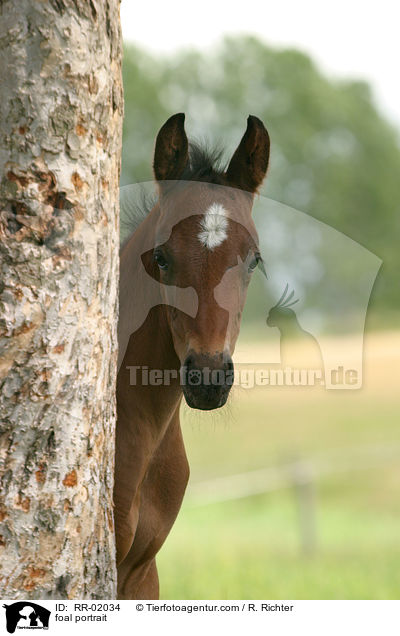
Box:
0, 0, 123, 598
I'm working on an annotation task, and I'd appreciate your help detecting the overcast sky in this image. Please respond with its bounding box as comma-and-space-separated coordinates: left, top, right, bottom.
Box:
120, 0, 400, 128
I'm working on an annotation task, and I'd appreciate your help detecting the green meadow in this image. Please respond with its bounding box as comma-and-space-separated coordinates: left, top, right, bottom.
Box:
157, 332, 400, 599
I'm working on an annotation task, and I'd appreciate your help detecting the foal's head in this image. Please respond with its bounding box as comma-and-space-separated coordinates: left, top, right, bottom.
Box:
150, 113, 270, 410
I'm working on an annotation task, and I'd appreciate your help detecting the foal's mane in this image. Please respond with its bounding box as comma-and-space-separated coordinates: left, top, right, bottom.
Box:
181, 141, 226, 184
120, 141, 227, 244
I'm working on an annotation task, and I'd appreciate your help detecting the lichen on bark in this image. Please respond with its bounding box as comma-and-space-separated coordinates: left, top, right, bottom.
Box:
0, 0, 123, 598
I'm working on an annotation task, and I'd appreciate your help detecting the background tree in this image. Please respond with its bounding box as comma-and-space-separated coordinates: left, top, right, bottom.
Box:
0, 0, 122, 598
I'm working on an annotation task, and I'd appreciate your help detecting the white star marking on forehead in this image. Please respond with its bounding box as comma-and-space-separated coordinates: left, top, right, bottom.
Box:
198, 202, 228, 249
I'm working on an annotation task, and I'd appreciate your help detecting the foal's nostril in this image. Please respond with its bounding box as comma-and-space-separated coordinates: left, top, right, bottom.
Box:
223, 357, 234, 372
184, 354, 195, 369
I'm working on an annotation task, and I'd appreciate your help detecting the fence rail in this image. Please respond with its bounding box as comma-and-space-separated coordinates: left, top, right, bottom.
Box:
185, 441, 400, 555
186, 441, 400, 507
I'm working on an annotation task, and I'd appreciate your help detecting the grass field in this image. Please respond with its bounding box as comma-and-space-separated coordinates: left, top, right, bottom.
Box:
157, 331, 400, 599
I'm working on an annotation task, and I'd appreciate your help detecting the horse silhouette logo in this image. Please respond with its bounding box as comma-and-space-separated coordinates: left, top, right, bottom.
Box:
2, 602, 50, 633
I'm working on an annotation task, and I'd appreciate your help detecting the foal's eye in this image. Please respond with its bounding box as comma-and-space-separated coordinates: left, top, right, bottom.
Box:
154, 251, 168, 271
248, 254, 261, 273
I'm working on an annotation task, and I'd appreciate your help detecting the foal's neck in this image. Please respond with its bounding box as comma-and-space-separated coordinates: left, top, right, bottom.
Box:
119, 206, 183, 439
121, 303, 183, 439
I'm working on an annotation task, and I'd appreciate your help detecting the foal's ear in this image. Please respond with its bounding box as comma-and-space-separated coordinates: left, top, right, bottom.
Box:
226, 115, 270, 193
153, 113, 189, 183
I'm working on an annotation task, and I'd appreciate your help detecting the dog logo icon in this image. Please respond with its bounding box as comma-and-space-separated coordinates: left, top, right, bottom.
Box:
2, 602, 50, 633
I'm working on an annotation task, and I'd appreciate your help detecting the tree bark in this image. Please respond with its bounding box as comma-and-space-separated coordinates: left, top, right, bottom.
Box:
0, 0, 123, 598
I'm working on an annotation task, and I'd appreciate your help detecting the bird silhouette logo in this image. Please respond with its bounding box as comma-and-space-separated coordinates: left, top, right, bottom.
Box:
266, 284, 323, 372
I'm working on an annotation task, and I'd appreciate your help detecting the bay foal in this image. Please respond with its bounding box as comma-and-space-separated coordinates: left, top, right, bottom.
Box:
115, 113, 270, 598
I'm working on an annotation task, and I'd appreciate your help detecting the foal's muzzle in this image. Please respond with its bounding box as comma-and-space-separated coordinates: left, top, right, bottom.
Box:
181, 351, 234, 410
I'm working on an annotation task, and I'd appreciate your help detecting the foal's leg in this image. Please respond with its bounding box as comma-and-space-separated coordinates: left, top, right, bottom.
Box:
118, 557, 159, 600
114, 435, 143, 566
117, 409, 189, 599
137, 559, 159, 599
